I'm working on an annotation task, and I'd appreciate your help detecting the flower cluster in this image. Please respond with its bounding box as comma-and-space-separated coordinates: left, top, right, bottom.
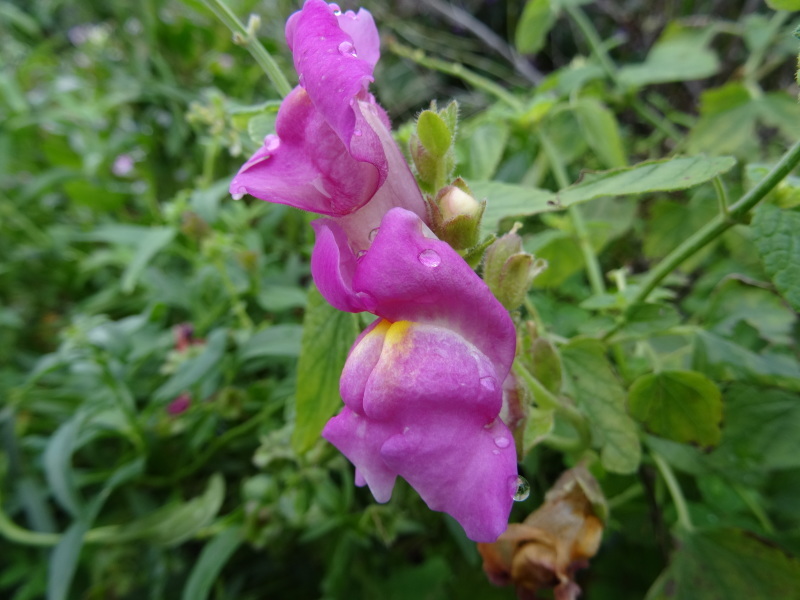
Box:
231, 0, 518, 542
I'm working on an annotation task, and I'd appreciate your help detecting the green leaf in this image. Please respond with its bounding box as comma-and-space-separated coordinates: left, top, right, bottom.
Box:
515, 0, 557, 55
618, 23, 719, 87
121, 227, 176, 293
257, 285, 308, 312
687, 83, 759, 156
248, 112, 277, 146
751, 203, 800, 312
238, 324, 303, 361
523, 407, 555, 454
292, 286, 360, 453
646, 528, 800, 600
628, 370, 722, 447
572, 98, 627, 168
416, 110, 452, 158
765, 0, 800, 10
462, 121, 511, 181
529, 337, 563, 395
91, 474, 225, 546
476, 155, 736, 235
43, 415, 85, 518
614, 303, 682, 339
48, 521, 89, 600
181, 527, 243, 600
693, 330, 800, 391
561, 339, 641, 473
154, 328, 228, 402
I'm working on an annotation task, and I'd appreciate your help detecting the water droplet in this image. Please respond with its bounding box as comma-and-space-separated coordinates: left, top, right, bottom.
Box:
356, 291, 378, 313
494, 436, 510, 449
231, 193, 244, 201
353, 129, 362, 137
417, 249, 441, 268
509, 476, 530, 502
231, 186, 247, 200
480, 376, 496, 392
337, 41, 357, 57
356, 249, 367, 259
368, 227, 379, 241
264, 135, 280, 152
332, 9, 342, 16
492, 449, 500, 455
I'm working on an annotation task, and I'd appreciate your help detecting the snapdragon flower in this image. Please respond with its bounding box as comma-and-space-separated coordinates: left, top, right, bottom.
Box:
316, 208, 518, 542
230, 0, 426, 251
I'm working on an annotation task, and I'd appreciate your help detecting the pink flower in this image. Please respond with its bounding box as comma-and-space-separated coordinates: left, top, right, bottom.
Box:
318, 208, 518, 542
230, 0, 426, 251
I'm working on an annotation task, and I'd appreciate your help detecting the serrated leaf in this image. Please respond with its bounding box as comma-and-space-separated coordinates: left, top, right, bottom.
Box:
646, 528, 800, 600
292, 286, 360, 453
515, 0, 557, 55
463, 121, 511, 181
561, 339, 641, 473
693, 329, 800, 392
181, 527, 243, 600
629, 370, 722, 447
417, 110, 451, 158
751, 203, 800, 312
476, 155, 736, 235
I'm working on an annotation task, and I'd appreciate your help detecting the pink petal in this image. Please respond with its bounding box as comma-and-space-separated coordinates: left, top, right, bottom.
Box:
322, 407, 398, 502
381, 415, 516, 542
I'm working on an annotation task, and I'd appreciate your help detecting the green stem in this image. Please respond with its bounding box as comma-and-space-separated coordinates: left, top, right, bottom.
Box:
563, 3, 618, 84
388, 41, 524, 111
732, 484, 775, 534
513, 360, 592, 450
632, 139, 800, 307
652, 451, 694, 532
712, 175, 729, 217
538, 131, 606, 295
202, 0, 292, 98
743, 11, 790, 83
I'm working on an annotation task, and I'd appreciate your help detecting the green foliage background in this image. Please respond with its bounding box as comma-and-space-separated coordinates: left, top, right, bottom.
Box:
1, 0, 799, 598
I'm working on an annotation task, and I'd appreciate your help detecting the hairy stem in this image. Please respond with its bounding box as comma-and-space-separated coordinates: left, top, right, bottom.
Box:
202, 0, 292, 98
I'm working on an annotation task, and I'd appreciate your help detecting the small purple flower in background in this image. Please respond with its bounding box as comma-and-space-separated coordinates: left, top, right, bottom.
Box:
167, 392, 192, 416
316, 208, 518, 542
112, 154, 135, 177
230, 0, 426, 251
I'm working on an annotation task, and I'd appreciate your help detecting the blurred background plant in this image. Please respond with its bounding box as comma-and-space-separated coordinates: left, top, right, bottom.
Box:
1, 0, 799, 599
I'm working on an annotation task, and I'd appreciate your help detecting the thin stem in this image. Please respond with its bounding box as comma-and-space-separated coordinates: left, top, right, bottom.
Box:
652, 451, 694, 532
615, 138, 800, 322
202, 0, 292, 98
388, 40, 524, 111
513, 360, 592, 451
607, 483, 644, 510
712, 175, 729, 217
538, 131, 606, 295
732, 484, 775, 535
563, 3, 618, 84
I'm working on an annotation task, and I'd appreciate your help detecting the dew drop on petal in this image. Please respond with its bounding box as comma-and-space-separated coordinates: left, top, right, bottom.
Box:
494, 436, 510, 449
368, 227, 379, 241
264, 136, 280, 152
231, 186, 247, 200
332, 9, 342, 16
480, 376, 496, 392
417, 249, 441, 268
353, 128, 362, 137
509, 475, 530, 502
356, 249, 367, 260
337, 41, 357, 57
356, 291, 378, 313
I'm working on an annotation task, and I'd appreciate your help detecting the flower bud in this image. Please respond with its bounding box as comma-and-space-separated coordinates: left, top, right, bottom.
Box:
428, 179, 485, 250
483, 227, 547, 311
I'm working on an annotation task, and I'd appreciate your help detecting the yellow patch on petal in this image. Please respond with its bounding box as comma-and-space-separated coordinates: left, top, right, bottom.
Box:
384, 320, 413, 347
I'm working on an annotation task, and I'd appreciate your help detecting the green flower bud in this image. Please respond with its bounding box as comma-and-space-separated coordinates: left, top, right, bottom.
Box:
483, 227, 547, 311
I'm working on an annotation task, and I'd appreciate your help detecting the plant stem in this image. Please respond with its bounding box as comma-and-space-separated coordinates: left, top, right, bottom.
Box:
712, 175, 729, 217
513, 360, 592, 451
388, 40, 524, 111
563, 3, 618, 84
629, 139, 800, 308
652, 450, 694, 532
538, 131, 606, 295
202, 0, 292, 98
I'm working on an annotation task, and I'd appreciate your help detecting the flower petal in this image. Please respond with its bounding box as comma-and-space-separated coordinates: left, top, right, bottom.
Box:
380, 416, 517, 542
340, 319, 391, 413
230, 87, 379, 215
354, 208, 516, 380
361, 321, 502, 422
322, 406, 398, 502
